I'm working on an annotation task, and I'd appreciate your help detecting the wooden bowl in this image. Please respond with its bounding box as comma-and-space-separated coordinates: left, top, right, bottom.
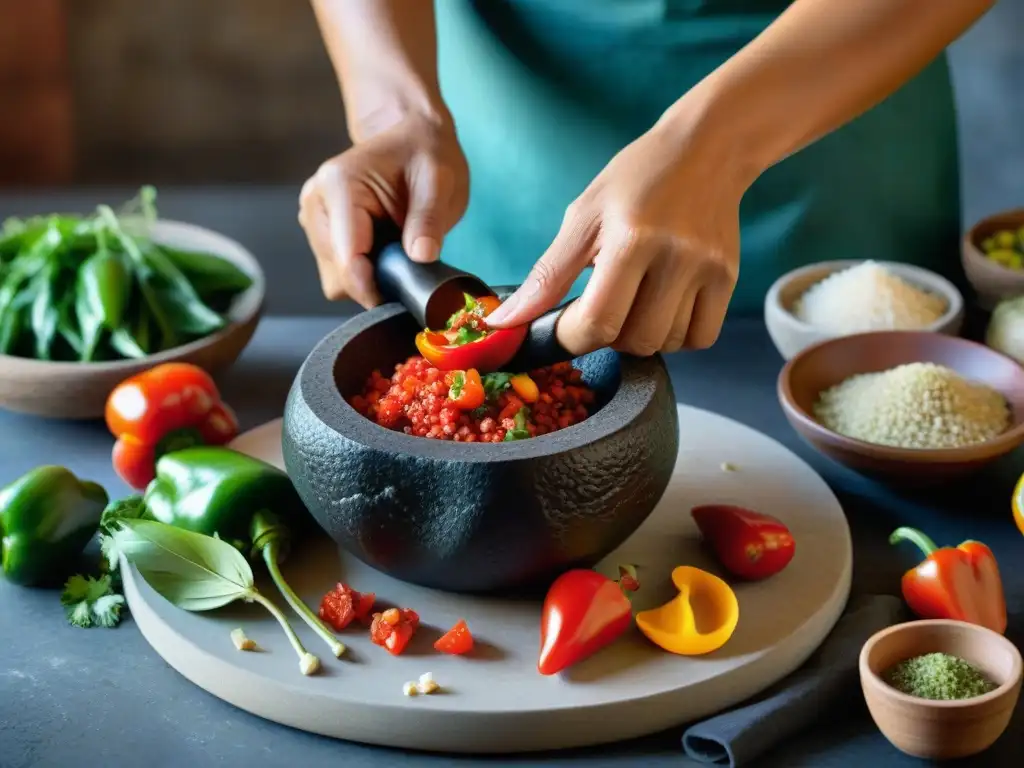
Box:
860, 619, 1022, 760
765, 260, 963, 360
777, 331, 1024, 483
0, 220, 264, 420
281, 295, 679, 593
962, 208, 1024, 310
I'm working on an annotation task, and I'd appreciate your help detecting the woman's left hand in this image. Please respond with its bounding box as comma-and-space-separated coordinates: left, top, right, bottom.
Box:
486, 120, 753, 356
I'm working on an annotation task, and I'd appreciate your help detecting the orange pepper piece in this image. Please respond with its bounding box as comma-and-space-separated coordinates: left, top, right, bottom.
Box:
1013, 473, 1024, 538
510, 374, 539, 403
635, 566, 739, 656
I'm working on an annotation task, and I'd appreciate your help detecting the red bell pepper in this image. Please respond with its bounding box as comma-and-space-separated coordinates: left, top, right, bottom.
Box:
434, 619, 474, 655
691, 505, 795, 581
890, 527, 1007, 634
369, 607, 420, 655
537, 567, 639, 676
447, 368, 486, 410
414, 294, 528, 373
105, 362, 238, 490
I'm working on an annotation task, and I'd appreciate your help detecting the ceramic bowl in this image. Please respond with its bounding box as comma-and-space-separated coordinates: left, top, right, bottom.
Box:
860, 619, 1023, 760
0, 220, 264, 420
764, 260, 963, 360
777, 330, 1024, 483
281, 297, 680, 594
962, 208, 1024, 311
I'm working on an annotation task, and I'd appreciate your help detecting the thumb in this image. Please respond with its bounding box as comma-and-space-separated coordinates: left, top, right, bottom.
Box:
402, 163, 449, 264
486, 213, 595, 328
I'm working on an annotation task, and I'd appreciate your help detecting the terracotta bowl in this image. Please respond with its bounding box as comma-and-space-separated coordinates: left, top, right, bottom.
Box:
963, 208, 1024, 311
0, 220, 264, 420
777, 331, 1024, 483
860, 619, 1022, 760
281, 294, 680, 593
764, 259, 963, 361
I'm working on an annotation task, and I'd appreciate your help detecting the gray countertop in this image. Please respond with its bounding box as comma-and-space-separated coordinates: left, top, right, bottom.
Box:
2, 315, 1022, 768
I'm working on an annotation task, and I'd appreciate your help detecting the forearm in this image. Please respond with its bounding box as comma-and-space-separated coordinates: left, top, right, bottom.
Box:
311, 0, 450, 142
661, 0, 994, 187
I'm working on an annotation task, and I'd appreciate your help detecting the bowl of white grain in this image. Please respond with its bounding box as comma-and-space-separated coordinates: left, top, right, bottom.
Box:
765, 260, 964, 360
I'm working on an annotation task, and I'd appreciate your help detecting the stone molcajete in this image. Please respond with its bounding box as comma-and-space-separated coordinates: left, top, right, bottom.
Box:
282, 298, 679, 593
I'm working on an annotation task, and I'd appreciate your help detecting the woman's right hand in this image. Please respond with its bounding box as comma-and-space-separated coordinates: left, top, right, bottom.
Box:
299, 114, 469, 308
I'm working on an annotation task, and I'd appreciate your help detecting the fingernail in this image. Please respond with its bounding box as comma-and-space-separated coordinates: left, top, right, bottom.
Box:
410, 237, 439, 263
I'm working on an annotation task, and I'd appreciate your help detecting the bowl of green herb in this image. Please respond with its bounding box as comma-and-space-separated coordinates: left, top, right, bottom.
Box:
0, 187, 264, 419
860, 619, 1022, 760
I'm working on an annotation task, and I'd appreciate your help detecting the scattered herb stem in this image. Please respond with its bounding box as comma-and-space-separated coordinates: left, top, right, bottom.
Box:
247, 590, 320, 674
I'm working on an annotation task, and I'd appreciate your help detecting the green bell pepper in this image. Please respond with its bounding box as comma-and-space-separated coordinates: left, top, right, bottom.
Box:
0, 466, 109, 586
141, 446, 343, 656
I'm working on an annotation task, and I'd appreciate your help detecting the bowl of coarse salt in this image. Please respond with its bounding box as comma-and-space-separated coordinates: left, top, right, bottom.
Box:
765, 260, 964, 360
778, 331, 1024, 484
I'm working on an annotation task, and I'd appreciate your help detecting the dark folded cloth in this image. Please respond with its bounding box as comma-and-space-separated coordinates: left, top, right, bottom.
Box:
681, 594, 906, 767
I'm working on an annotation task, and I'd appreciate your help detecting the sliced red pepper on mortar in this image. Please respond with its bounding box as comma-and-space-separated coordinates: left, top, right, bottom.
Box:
691, 505, 795, 580
105, 362, 238, 489
415, 293, 528, 373
537, 566, 640, 676
890, 526, 1007, 634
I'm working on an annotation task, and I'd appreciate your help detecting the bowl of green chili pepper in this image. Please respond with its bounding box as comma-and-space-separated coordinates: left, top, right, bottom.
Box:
0, 187, 264, 419
860, 619, 1022, 760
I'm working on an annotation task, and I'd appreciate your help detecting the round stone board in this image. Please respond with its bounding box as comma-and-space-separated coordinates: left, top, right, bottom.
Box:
122, 404, 852, 754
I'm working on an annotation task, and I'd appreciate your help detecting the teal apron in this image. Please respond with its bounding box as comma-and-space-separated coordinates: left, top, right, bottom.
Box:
434, 0, 962, 316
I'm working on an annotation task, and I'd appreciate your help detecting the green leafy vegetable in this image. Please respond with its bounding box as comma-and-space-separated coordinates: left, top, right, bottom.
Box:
60, 574, 126, 628
161, 247, 253, 298
100, 495, 145, 535
503, 407, 532, 441
448, 370, 465, 399
454, 325, 486, 346
77, 245, 131, 331
482, 372, 513, 401
112, 519, 320, 675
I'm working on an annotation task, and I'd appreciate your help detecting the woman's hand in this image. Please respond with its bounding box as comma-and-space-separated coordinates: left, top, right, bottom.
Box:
299, 114, 469, 308
486, 120, 752, 356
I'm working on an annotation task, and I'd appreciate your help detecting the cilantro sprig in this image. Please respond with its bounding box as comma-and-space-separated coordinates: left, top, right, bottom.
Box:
61, 574, 126, 629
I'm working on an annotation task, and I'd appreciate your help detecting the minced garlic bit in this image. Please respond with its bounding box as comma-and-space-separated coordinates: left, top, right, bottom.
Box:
720, 462, 738, 472
230, 628, 256, 651
404, 672, 441, 697
814, 363, 1009, 449
793, 261, 947, 334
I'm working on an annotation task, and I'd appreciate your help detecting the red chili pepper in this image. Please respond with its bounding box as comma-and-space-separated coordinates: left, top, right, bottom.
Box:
105, 363, 239, 489
318, 583, 376, 631
414, 295, 527, 373
691, 504, 795, 581
434, 619, 474, 655
890, 527, 1007, 634
369, 607, 420, 655
537, 568, 637, 676
447, 368, 486, 410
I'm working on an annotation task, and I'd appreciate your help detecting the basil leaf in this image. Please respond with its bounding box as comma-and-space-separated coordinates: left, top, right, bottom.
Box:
482, 372, 513, 400
159, 246, 253, 298
454, 326, 486, 346
448, 370, 465, 399
503, 406, 532, 441
112, 519, 255, 612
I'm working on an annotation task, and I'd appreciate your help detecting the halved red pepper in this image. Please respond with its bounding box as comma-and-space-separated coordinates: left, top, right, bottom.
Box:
105, 363, 238, 490
414, 294, 528, 373
435, 619, 474, 655
537, 566, 639, 676
691, 504, 795, 581
890, 527, 1007, 634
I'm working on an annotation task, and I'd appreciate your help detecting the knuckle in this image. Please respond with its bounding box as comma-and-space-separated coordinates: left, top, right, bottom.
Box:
619, 335, 660, 357
688, 325, 722, 350
661, 336, 686, 354
578, 312, 622, 348
528, 258, 558, 293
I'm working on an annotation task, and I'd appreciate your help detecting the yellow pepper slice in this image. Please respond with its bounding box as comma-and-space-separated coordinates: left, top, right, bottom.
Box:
635, 566, 739, 656
1013, 473, 1024, 538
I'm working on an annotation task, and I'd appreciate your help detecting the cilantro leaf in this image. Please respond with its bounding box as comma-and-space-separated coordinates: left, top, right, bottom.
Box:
100, 495, 145, 535
100, 533, 123, 576
503, 407, 532, 441
60, 574, 126, 629
482, 372, 512, 401
454, 326, 486, 346
448, 370, 465, 400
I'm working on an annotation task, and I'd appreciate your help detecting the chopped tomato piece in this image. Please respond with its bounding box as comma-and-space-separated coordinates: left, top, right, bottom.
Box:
318, 583, 376, 631
369, 608, 420, 656
434, 619, 474, 655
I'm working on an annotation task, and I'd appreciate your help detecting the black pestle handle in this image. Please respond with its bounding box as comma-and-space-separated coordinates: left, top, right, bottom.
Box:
366, 219, 576, 369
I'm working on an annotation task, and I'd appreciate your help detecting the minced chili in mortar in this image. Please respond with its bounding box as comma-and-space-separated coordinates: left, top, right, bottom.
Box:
351, 358, 596, 442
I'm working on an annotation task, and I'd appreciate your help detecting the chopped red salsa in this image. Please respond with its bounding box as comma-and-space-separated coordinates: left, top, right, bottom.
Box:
370, 607, 420, 656
350, 358, 596, 442
318, 583, 376, 631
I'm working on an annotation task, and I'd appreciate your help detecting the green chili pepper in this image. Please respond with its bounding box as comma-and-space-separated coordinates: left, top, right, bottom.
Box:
0, 466, 108, 587
160, 246, 253, 298
29, 260, 60, 360
142, 447, 343, 656
78, 244, 131, 332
